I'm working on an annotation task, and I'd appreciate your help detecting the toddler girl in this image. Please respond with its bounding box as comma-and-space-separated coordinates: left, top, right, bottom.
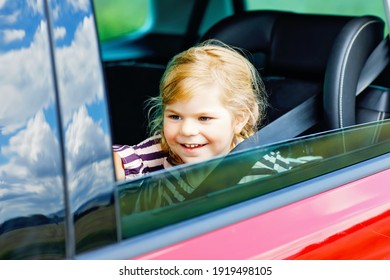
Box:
113, 40, 267, 181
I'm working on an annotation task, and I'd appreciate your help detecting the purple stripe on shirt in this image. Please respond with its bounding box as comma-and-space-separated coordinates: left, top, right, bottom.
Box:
122, 153, 141, 164
140, 151, 166, 161
148, 164, 165, 172
125, 164, 143, 175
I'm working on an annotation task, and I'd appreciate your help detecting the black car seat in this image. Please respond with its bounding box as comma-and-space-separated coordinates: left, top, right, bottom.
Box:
201, 11, 384, 144
324, 29, 390, 129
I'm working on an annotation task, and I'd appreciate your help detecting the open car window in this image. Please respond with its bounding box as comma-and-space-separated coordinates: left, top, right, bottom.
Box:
118, 119, 390, 239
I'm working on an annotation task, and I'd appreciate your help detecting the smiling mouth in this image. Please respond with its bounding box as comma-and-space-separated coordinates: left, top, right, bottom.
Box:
181, 144, 206, 149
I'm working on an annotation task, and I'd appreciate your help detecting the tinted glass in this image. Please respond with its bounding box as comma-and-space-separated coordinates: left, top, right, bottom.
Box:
93, 0, 151, 42
119, 120, 390, 239
245, 0, 386, 22
0, 0, 66, 259
46, 0, 118, 255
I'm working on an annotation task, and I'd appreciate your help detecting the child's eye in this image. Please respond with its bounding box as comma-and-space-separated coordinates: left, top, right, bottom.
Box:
168, 115, 181, 120
199, 116, 211, 121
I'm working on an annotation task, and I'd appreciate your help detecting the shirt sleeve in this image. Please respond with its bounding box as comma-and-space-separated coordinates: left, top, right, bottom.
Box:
113, 144, 145, 179
112, 135, 167, 180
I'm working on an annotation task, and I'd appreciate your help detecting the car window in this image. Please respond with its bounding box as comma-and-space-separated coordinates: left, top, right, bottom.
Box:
118, 120, 390, 240
93, 0, 234, 62
245, 0, 386, 18
93, 0, 151, 42
94, 0, 387, 47
93, 0, 233, 42
245, 0, 387, 33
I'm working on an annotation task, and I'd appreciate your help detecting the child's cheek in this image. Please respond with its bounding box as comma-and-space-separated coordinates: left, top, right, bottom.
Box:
163, 123, 175, 142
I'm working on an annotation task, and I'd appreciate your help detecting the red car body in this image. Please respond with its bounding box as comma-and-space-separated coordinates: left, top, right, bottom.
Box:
134, 169, 390, 260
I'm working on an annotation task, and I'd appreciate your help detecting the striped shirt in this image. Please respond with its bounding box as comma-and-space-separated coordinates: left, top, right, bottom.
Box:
113, 135, 172, 180
114, 135, 322, 213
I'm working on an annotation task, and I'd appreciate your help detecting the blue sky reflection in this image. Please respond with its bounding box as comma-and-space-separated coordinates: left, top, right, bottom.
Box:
0, 0, 114, 224
0, 0, 64, 224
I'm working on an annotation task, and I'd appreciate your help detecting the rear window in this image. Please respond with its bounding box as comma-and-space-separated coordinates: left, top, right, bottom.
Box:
93, 0, 387, 43
93, 0, 151, 42
245, 0, 386, 21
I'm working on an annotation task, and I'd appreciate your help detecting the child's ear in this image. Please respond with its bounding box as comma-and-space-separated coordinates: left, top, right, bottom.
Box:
234, 112, 250, 134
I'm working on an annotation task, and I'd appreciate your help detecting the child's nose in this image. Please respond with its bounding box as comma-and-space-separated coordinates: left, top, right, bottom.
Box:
180, 119, 199, 136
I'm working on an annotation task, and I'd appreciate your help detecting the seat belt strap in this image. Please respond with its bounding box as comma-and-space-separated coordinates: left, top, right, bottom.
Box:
356, 36, 390, 95
257, 94, 320, 145
233, 93, 320, 152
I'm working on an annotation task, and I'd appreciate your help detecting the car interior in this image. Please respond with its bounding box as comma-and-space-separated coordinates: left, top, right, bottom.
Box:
109, 0, 390, 236
202, 11, 387, 148
101, 0, 390, 151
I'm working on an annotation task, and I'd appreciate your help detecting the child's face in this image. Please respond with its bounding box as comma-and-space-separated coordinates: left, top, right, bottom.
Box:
163, 84, 243, 164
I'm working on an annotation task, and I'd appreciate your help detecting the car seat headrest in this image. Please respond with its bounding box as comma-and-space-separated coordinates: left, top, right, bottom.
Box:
202, 11, 358, 81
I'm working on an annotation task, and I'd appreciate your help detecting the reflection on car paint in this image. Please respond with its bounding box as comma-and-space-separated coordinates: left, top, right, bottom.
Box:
46, 0, 118, 256
0, 0, 118, 259
0, 1, 66, 259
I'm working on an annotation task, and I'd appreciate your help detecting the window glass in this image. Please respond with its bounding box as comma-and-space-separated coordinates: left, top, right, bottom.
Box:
245, 0, 386, 23
245, 0, 385, 17
93, 0, 151, 42
119, 120, 390, 239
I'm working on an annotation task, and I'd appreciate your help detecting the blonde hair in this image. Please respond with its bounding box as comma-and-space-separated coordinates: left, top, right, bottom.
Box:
147, 39, 267, 163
